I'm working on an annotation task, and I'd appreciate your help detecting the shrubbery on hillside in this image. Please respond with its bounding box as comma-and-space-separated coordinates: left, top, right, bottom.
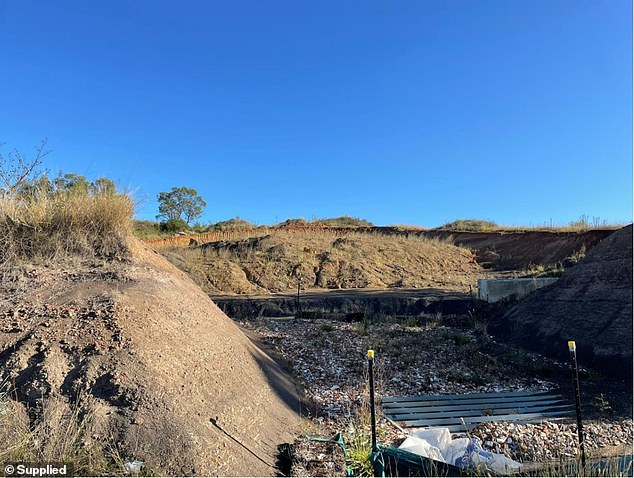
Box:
208, 216, 255, 231
440, 219, 498, 232
315, 216, 374, 228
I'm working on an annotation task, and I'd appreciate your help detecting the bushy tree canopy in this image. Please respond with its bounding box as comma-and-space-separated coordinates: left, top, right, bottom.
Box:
157, 186, 206, 225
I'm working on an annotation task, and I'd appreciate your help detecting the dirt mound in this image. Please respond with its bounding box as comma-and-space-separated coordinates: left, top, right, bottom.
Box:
490, 225, 633, 378
0, 239, 301, 475
162, 230, 486, 295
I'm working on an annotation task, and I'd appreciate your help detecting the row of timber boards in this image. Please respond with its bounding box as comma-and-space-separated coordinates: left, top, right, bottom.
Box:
382, 390, 575, 432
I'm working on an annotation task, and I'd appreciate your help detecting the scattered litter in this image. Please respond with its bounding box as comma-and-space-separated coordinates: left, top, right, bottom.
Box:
399, 428, 521, 475
124, 460, 145, 474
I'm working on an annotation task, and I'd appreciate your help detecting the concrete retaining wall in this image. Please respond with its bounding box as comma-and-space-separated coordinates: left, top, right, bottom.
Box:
477, 278, 559, 303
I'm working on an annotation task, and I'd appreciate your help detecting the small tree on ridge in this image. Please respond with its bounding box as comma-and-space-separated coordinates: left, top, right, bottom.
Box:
156, 186, 206, 225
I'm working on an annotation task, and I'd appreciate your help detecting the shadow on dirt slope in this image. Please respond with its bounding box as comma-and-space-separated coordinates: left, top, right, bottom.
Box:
490, 225, 633, 380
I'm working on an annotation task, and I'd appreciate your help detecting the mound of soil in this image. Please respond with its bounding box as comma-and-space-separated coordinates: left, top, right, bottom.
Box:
162, 231, 485, 295
0, 239, 301, 475
490, 225, 633, 379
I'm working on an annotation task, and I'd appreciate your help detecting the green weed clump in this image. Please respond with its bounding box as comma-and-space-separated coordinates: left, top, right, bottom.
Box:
0, 179, 133, 266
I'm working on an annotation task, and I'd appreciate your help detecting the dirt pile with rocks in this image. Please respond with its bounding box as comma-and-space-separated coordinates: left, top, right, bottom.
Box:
491, 225, 633, 378
0, 239, 301, 475
162, 230, 487, 295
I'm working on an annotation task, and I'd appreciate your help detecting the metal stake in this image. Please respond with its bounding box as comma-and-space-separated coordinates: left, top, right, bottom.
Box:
568, 340, 586, 468
368, 349, 378, 452
296, 277, 301, 317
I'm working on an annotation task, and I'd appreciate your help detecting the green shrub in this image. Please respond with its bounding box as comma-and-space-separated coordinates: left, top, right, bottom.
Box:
133, 220, 164, 239
159, 218, 189, 233
209, 216, 255, 231
440, 219, 498, 232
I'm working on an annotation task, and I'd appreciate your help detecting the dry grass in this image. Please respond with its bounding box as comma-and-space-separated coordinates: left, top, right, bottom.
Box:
0, 383, 126, 476
0, 188, 133, 266
163, 229, 480, 294
439, 217, 626, 233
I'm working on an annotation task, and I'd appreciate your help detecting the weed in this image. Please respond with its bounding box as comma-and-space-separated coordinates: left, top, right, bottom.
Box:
592, 393, 612, 414
452, 333, 472, 346
0, 385, 131, 475
320, 323, 334, 332
341, 405, 374, 476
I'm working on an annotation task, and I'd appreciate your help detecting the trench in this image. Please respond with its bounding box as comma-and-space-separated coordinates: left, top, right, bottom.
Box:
211, 288, 479, 322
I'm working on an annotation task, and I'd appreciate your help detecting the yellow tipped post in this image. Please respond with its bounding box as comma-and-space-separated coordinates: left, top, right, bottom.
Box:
367, 349, 377, 453
567, 340, 585, 468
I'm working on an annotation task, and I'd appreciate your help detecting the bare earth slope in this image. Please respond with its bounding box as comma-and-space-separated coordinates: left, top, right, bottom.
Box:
422, 229, 613, 269
162, 230, 485, 295
491, 225, 633, 378
0, 238, 301, 475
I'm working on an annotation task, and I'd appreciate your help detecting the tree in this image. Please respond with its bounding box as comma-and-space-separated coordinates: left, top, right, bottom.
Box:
0, 139, 51, 196
156, 186, 206, 225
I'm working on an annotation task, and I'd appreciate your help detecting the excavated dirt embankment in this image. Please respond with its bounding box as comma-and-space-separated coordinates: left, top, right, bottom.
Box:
491, 225, 633, 379
422, 229, 614, 269
0, 239, 301, 476
162, 231, 487, 296
148, 227, 613, 271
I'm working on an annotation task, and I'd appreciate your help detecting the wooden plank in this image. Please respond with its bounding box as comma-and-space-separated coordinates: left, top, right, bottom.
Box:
382, 394, 564, 409
400, 411, 571, 428
383, 398, 568, 415
441, 417, 570, 433
387, 404, 574, 421
382, 390, 552, 404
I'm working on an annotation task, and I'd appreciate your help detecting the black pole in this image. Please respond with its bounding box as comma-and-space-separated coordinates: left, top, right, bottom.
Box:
368, 349, 377, 452
296, 278, 301, 317
568, 340, 586, 468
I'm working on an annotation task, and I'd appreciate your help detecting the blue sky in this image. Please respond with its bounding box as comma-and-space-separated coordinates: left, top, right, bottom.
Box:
0, 0, 631, 227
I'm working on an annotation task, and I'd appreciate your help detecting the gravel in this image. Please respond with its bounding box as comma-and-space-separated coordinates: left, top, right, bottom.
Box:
240, 316, 633, 466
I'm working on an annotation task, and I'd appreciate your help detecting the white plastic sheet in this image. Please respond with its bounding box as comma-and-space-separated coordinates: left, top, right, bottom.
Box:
398, 428, 521, 475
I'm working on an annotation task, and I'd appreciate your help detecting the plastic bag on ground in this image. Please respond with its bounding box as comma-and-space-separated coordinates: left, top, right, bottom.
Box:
460, 438, 521, 475
398, 428, 521, 475
398, 435, 445, 462
410, 427, 452, 451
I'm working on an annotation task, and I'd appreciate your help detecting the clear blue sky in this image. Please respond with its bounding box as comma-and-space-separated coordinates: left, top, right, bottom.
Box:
1, 0, 631, 227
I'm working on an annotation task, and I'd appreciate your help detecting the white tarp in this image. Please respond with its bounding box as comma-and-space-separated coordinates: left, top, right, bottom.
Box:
398, 427, 521, 475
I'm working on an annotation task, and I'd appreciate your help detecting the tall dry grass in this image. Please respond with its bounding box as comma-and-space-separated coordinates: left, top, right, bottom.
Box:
0, 384, 127, 475
0, 188, 133, 266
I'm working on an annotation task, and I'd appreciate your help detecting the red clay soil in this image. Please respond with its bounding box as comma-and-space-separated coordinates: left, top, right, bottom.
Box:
421, 229, 614, 269
0, 239, 302, 476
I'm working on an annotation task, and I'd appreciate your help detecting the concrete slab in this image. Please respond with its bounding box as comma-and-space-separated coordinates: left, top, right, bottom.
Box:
477, 277, 559, 303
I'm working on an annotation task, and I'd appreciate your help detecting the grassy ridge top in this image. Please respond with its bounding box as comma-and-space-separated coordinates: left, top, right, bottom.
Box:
135, 215, 624, 242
